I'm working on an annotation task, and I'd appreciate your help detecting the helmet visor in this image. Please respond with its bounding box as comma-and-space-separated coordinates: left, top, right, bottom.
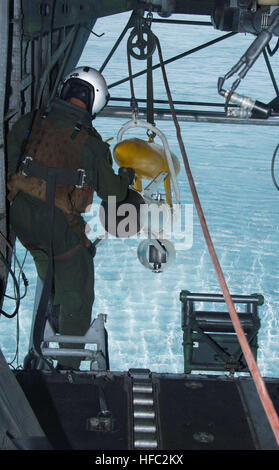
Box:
60, 78, 95, 114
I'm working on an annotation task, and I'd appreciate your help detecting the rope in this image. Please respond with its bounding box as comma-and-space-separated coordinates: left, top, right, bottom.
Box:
271, 143, 279, 191
127, 43, 138, 116
154, 34, 279, 446
146, 43, 155, 128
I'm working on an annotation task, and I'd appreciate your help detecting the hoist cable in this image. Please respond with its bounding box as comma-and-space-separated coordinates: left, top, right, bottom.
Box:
154, 34, 279, 446
146, 47, 155, 130
146, 11, 155, 129
271, 143, 279, 191
127, 43, 138, 115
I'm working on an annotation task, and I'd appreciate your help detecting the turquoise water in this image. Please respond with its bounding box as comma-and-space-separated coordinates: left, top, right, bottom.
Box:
1, 13, 279, 376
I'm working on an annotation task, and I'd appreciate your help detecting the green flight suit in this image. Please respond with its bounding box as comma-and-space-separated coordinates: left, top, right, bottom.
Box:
7, 98, 130, 369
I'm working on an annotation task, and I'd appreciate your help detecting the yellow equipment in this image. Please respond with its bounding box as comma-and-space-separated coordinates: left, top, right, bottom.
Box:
113, 137, 180, 206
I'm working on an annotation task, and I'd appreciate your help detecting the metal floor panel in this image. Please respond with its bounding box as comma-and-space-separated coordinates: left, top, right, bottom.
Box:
15, 370, 130, 450
156, 375, 255, 450
14, 370, 279, 451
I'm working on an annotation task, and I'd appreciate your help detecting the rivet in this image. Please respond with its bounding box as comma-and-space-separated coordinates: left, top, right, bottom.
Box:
193, 432, 214, 443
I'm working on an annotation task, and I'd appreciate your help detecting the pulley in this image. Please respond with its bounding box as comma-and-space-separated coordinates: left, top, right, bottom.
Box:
127, 20, 156, 60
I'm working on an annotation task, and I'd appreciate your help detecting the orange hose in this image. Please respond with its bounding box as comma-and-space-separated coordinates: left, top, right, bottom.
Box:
155, 35, 279, 446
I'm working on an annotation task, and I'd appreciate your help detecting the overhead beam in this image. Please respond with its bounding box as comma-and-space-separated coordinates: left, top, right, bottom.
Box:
171, 0, 215, 15
100, 105, 279, 126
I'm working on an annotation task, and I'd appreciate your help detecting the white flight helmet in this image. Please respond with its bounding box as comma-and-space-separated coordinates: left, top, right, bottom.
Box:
60, 66, 110, 119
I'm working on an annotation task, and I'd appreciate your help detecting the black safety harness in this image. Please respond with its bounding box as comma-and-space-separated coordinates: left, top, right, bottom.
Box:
20, 127, 95, 359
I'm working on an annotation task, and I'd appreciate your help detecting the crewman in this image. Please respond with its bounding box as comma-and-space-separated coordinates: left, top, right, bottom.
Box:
7, 66, 135, 370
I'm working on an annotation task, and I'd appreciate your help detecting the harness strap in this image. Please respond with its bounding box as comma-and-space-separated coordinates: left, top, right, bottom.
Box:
28, 161, 94, 356
20, 157, 92, 188
33, 168, 56, 356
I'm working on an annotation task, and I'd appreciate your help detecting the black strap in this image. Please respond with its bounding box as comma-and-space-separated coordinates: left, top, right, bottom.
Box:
33, 168, 57, 355
21, 157, 90, 187
22, 158, 96, 355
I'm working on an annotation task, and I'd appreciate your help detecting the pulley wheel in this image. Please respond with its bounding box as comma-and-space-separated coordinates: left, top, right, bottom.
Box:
127, 26, 156, 60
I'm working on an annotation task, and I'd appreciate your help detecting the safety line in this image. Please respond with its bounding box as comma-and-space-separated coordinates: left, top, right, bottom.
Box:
154, 35, 279, 446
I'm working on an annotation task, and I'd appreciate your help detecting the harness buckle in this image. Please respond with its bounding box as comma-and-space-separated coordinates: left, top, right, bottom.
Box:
21, 156, 33, 176
76, 168, 86, 188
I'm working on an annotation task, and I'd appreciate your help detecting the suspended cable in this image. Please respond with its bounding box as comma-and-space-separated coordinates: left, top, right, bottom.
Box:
0, 231, 28, 300
0, 232, 29, 318
127, 42, 138, 116
7, 246, 24, 368
0, 250, 20, 319
271, 143, 279, 191
267, 38, 279, 56
3, 264, 28, 301
146, 42, 155, 129
263, 48, 279, 98
153, 34, 279, 446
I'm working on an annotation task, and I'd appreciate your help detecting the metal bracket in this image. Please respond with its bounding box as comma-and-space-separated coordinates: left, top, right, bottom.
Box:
21, 156, 33, 176
142, 171, 168, 201
41, 314, 109, 370
75, 168, 86, 188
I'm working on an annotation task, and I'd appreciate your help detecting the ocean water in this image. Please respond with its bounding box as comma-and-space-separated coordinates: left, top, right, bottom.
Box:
1, 13, 279, 376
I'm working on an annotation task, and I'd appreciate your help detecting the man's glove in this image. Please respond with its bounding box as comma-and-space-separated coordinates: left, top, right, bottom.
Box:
118, 166, 135, 185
